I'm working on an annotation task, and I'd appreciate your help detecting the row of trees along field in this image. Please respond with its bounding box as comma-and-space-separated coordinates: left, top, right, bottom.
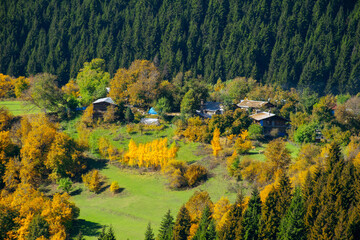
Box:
1, 0, 360, 94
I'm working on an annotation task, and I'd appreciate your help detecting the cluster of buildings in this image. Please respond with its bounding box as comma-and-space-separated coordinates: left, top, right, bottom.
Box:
91, 96, 289, 137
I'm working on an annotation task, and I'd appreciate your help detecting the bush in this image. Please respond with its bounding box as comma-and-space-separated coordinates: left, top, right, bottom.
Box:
110, 181, 120, 194
184, 165, 208, 187
294, 122, 317, 143
82, 170, 102, 193
248, 123, 263, 140
57, 178, 73, 193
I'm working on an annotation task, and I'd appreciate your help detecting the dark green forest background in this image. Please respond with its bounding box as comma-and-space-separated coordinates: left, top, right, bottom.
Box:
1, 0, 360, 94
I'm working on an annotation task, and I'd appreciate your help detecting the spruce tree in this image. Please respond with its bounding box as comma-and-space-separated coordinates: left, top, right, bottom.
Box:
158, 210, 174, 240
193, 205, 212, 240
145, 223, 155, 240
27, 214, 50, 240
259, 187, 281, 240
218, 194, 244, 240
242, 188, 262, 240
277, 173, 293, 218
205, 219, 217, 240
173, 205, 191, 240
278, 187, 306, 240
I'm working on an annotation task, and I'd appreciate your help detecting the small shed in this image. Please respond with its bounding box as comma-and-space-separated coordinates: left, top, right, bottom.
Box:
140, 118, 160, 126
148, 107, 158, 115
250, 111, 289, 137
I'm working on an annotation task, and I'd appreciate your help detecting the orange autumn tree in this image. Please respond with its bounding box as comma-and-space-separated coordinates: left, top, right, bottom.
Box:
211, 128, 222, 156
122, 138, 178, 169
234, 130, 252, 154
0, 183, 78, 240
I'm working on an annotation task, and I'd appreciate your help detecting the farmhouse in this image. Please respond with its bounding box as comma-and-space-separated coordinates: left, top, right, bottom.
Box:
196, 101, 224, 119
92, 97, 116, 117
237, 99, 274, 111
250, 111, 289, 137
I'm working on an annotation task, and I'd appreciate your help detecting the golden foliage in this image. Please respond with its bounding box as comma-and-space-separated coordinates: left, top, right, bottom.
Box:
0, 183, 77, 239
184, 164, 208, 187
264, 138, 291, 171
162, 160, 188, 189
213, 197, 231, 230
226, 151, 239, 176
14, 76, 30, 99
80, 105, 94, 127
103, 105, 116, 123
110, 60, 160, 106
177, 117, 209, 142
185, 191, 214, 237
122, 138, 178, 169
61, 80, 79, 98
0, 73, 15, 98
211, 128, 222, 156
234, 130, 252, 154
82, 170, 102, 193
0, 107, 13, 131
98, 137, 110, 158
3, 157, 22, 190
110, 181, 120, 194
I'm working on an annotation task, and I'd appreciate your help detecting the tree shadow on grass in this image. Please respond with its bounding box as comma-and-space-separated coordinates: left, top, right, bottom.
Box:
70, 219, 102, 237
86, 157, 107, 171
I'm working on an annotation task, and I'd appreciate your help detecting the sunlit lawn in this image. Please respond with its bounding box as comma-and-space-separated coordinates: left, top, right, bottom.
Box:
0, 100, 41, 115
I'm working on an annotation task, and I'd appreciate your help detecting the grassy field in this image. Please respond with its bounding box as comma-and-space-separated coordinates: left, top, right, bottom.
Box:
71, 164, 238, 240
0, 100, 41, 115
60, 118, 299, 239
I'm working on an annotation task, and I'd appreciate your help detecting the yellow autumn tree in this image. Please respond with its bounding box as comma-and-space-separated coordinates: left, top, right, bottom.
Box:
213, 197, 231, 231
0, 107, 13, 131
20, 115, 57, 186
81, 104, 94, 127
122, 138, 178, 169
0, 73, 15, 98
46, 132, 85, 181
211, 128, 222, 156
234, 130, 252, 154
14, 76, 30, 98
82, 170, 102, 193
110, 181, 120, 194
61, 79, 79, 98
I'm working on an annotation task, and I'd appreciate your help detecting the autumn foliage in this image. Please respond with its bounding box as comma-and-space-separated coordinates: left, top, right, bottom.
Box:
122, 138, 178, 169
211, 128, 222, 156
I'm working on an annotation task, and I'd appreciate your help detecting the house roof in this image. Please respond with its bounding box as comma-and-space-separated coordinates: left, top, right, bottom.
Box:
93, 97, 115, 105
237, 100, 271, 109
202, 102, 223, 112
250, 112, 276, 121
140, 118, 160, 125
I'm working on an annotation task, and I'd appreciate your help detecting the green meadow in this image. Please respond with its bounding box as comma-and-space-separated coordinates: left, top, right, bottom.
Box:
0, 100, 41, 115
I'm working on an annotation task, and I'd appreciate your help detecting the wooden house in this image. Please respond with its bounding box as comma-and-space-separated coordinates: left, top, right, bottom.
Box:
249, 111, 289, 137
237, 100, 274, 111
196, 102, 224, 118
92, 97, 116, 117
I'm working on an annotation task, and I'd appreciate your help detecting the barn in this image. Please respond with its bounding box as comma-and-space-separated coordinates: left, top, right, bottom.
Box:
92, 97, 116, 117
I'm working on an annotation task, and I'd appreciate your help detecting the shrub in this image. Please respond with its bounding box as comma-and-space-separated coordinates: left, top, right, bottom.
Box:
110, 181, 120, 194
294, 122, 317, 143
184, 165, 208, 187
82, 170, 102, 193
57, 178, 73, 194
248, 123, 263, 140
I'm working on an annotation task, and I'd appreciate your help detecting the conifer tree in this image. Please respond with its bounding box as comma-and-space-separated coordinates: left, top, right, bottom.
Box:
218, 194, 244, 240
158, 210, 174, 240
242, 188, 262, 240
278, 187, 306, 240
205, 219, 217, 240
145, 223, 155, 240
173, 205, 191, 240
27, 214, 50, 240
259, 187, 281, 240
277, 173, 293, 217
193, 205, 212, 240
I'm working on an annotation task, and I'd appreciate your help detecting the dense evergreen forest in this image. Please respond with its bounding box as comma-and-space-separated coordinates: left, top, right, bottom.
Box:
1, 0, 360, 94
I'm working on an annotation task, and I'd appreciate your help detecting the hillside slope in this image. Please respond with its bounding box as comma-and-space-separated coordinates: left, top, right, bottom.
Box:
1, 0, 359, 94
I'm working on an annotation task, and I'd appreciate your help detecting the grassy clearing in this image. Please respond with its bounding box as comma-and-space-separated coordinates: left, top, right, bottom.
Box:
72, 164, 238, 240
0, 100, 41, 115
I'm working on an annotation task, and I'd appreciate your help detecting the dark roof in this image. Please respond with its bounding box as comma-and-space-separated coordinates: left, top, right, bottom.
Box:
237, 100, 272, 109
202, 102, 223, 112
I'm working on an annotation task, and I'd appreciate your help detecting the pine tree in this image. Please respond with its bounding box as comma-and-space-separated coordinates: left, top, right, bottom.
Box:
173, 205, 191, 240
158, 210, 174, 240
98, 226, 116, 240
27, 214, 50, 240
242, 188, 262, 240
205, 219, 217, 240
278, 187, 306, 240
145, 223, 155, 240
